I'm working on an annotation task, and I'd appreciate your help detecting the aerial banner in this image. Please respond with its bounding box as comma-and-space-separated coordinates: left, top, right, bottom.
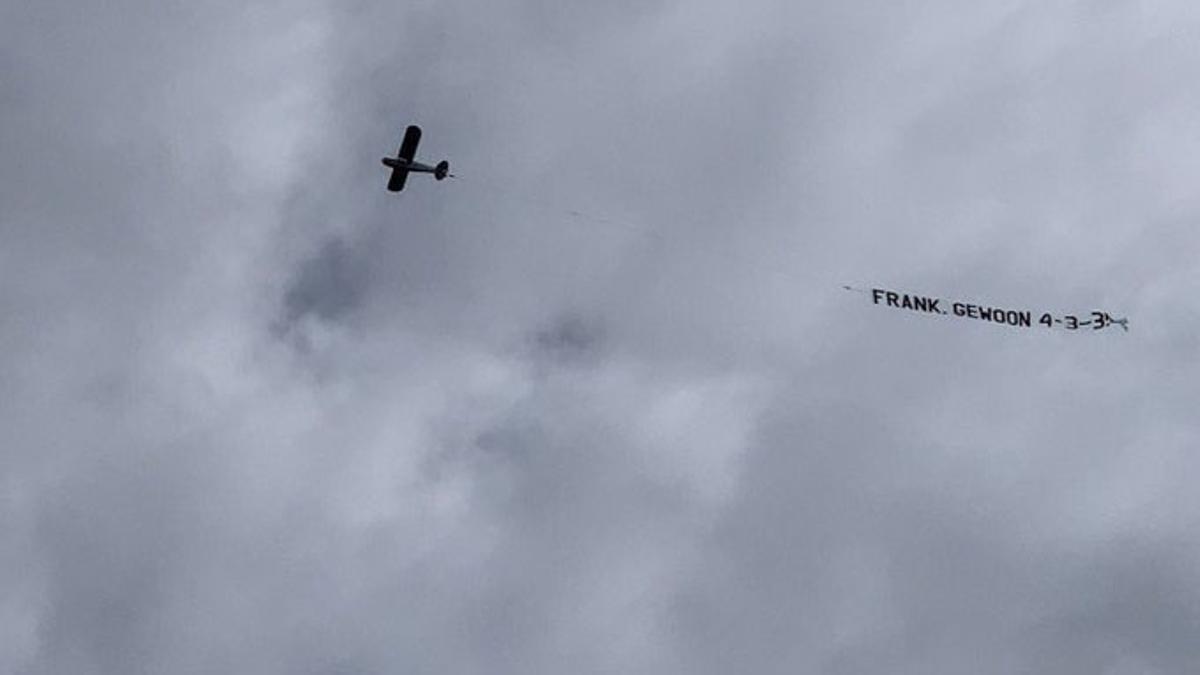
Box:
843, 285, 1128, 332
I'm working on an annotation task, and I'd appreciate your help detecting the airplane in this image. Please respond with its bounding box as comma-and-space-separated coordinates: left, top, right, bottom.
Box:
381, 125, 452, 192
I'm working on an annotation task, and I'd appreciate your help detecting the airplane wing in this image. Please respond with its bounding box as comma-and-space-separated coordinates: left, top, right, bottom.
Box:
398, 125, 421, 161
387, 167, 410, 192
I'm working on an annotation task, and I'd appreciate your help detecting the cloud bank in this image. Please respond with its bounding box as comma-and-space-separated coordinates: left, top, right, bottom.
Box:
4, 1, 1200, 673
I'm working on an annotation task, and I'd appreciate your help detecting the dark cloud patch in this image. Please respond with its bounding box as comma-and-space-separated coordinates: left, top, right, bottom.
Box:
530, 312, 605, 365
281, 238, 369, 327
1022, 539, 1200, 673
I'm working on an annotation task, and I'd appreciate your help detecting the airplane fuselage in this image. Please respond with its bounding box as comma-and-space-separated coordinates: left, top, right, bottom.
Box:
381, 157, 438, 173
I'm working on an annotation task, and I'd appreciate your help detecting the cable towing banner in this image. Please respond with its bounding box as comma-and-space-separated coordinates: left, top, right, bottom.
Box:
842, 285, 1128, 332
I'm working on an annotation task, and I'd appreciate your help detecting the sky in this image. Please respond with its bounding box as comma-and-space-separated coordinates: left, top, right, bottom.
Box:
3, 0, 1200, 672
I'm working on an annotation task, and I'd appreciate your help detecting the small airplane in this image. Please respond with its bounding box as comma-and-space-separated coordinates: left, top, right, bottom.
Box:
381, 125, 452, 192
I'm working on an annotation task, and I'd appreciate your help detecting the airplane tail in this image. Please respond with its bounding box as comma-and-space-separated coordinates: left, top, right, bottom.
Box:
435, 160, 451, 180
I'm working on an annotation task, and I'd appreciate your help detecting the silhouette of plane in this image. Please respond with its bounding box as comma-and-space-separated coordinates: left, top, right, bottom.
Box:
381, 125, 452, 192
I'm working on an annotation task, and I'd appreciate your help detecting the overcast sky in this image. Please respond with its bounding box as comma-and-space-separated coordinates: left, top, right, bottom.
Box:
4, 1, 1200, 673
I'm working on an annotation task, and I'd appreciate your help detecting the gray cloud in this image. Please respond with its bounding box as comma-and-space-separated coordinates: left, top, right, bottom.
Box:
281, 238, 369, 326
4, 0, 1200, 673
